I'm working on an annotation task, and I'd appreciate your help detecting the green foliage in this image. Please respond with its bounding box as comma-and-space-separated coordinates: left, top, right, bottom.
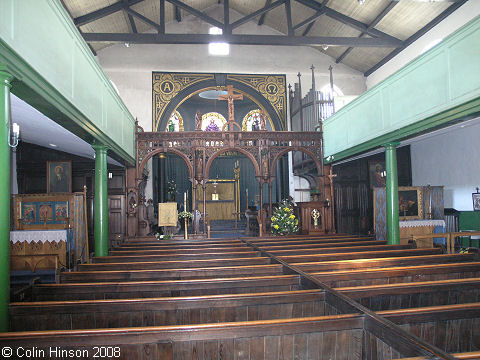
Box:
155, 233, 172, 240
271, 200, 299, 236
178, 211, 193, 220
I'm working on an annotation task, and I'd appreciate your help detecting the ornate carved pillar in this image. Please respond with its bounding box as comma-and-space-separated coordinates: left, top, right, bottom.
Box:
0, 70, 14, 331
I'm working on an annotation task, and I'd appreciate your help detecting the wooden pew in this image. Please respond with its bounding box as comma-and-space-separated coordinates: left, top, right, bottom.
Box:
312, 261, 480, 287
254, 239, 387, 251
293, 253, 476, 272
248, 236, 376, 247
12, 279, 480, 331
33, 274, 302, 301
268, 243, 412, 256
95, 242, 393, 263
60, 264, 285, 283
78, 256, 272, 271
277, 247, 442, 263
379, 303, 480, 355
338, 277, 480, 311
0, 315, 371, 360
10, 289, 325, 331
93, 250, 262, 263
398, 352, 480, 360
3, 303, 479, 359
109, 246, 255, 256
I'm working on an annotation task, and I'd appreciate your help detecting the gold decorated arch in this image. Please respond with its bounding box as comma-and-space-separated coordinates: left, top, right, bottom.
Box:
152, 72, 287, 131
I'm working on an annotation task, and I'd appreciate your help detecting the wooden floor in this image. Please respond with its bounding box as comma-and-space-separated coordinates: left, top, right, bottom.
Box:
2, 233, 480, 359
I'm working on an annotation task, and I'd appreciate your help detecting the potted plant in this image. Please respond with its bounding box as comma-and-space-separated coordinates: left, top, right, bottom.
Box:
271, 200, 299, 236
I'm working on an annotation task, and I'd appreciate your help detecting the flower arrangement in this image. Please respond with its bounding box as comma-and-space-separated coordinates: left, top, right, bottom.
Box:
178, 211, 193, 220
155, 233, 172, 240
271, 200, 299, 236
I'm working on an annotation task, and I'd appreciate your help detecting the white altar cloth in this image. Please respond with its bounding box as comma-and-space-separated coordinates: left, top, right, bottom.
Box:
10, 230, 68, 244
399, 220, 445, 228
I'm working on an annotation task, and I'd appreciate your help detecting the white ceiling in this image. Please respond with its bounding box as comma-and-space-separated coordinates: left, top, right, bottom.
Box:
11, 94, 123, 167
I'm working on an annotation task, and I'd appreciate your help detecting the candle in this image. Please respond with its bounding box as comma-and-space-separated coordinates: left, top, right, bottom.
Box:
246, 188, 248, 196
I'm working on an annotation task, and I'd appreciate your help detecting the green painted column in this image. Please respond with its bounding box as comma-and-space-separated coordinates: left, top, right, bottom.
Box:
93, 144, 109, 257
0, 70, 14, 332
385, 142, 400, 245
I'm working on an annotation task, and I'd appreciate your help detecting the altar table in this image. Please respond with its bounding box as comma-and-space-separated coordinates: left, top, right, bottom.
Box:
399, 220, 445, 247
10, 230, 67, 271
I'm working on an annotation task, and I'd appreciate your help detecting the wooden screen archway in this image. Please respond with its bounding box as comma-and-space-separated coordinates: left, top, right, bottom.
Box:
135, 125, 333, 235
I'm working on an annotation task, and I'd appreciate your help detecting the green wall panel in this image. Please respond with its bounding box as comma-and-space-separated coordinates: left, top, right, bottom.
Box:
0, 0, 135, 163
324, 15, 480, 162
449, 27, 480, 100
459, 211, 480, 231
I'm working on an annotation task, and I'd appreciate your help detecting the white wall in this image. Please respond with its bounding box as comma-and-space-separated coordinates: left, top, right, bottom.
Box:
366, 3, 480, 89
411, 118, 480, 211
97, 5, 366, 132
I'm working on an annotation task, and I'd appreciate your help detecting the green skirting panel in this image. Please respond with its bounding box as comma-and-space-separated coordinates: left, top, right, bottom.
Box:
458, 211, 480, 247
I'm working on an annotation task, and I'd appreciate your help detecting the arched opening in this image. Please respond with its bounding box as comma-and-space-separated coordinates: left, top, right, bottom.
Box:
151, 151, 193, 234
270, 147, 322, 203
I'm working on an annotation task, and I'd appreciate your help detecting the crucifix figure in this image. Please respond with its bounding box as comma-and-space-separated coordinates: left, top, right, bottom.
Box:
219, 85, 243, 131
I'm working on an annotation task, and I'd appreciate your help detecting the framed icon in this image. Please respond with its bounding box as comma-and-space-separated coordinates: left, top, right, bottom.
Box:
47, 161, 72, 193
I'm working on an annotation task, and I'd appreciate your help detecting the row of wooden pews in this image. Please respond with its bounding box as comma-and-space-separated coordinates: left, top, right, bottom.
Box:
1, 233, 479, 359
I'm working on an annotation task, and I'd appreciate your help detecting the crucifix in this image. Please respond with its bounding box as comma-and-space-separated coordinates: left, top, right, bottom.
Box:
219, 85, 243, 131
328, 167, 337, 233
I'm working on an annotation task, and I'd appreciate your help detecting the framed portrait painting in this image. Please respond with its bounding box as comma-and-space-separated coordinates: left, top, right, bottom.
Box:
47, 161, 72, 193
368, 160, 386, 189
398, 186, 423, 220
473, 192, 480, 211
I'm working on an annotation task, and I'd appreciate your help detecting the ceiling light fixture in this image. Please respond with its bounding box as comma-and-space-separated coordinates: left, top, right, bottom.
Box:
208, 27, 229, 56
358, 0, 365, 4
49, 143, 57, 147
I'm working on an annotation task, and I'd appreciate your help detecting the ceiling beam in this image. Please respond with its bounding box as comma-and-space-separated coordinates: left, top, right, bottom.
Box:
299, 0, 329, 36
82, 33, 403, 47
123, 0, 138, 33
302, 21, 315, 36
159, 0, 166, 33
124, 7, 163, 32
295, 0, 401, 44
232, 0, 285, 30
293, 11, 324, 30
336, 1, 398, 64
258, 0, 272, 26
285, 0, 294, 36
364, 0, 468, 76
224, 0, 230, 34
174, 5, 181, 22
73, 0, 145, 27
166, 0, 223, 29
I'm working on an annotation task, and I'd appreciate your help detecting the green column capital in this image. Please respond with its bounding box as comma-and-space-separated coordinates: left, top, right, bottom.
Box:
0, 70, 14, 86
384, 141, 400, 149
92, 143, 109, 153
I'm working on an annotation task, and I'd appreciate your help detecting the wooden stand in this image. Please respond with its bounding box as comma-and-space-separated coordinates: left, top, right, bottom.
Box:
297, 201, 331, 235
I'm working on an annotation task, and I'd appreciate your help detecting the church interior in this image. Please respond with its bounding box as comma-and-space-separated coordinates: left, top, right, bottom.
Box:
1, 0, 480, 358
